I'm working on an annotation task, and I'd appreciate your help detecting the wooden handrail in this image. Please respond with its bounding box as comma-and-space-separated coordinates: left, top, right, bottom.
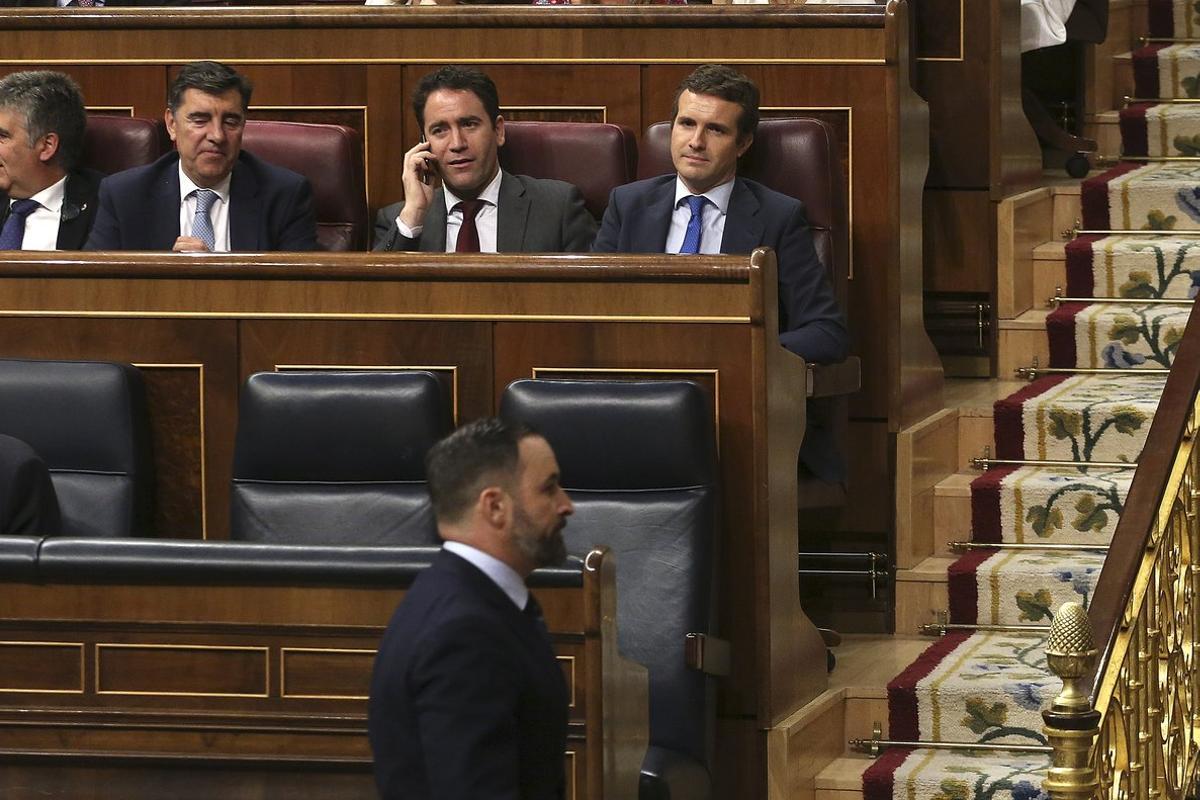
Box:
1084, 300, 1200, 701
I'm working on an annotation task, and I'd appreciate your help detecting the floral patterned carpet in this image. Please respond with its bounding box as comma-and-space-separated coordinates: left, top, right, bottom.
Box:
863, 3, 1196, 797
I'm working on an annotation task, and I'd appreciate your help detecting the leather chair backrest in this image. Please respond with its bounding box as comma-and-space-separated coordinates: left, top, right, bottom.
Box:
230, 370, 450, 545
499, 121, 638, 220
500, 379, 717, 770
0, 359, 153, 537
242, 120, 368, 252
640, 117, 849, 310
82, 115, 168, 175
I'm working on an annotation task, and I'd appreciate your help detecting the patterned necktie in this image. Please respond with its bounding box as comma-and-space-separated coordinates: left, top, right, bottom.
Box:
0, 199, 41, 251
74, 0, 97, 6
191, 189, 218, 252
454, 199, 485, 253
678, 195, 707, 254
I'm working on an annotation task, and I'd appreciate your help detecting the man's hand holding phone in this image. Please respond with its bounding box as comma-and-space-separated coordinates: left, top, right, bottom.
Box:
398, 138, 438, 230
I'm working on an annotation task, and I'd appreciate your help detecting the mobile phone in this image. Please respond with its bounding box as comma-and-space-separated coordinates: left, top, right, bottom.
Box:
418, 133, 432, 185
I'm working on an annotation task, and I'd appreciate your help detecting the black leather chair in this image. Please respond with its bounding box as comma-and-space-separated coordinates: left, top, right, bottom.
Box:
230, 370, 450, 545
500, 378, 720, 800
0, 358, 154, 537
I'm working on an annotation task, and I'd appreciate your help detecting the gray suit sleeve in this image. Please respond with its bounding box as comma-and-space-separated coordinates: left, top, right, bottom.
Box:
372, 201, 418, 252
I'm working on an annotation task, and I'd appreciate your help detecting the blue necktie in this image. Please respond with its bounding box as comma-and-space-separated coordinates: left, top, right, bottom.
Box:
0, 199, 40, 251
678, 195, 706, 254
192, 189, 219, 251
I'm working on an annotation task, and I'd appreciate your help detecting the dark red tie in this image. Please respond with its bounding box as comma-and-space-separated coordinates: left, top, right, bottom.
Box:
454, 199, 485, 253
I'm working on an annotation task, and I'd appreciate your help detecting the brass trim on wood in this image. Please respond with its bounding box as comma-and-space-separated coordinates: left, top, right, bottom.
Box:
94, 643, 270, 699
0, 310, 751, 323
557, 654, 577, 709
279, 646, 375, 701
0, 641, 84, 695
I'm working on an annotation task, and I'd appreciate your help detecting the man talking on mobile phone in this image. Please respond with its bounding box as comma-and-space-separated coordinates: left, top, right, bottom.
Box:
373, 66, 596, 253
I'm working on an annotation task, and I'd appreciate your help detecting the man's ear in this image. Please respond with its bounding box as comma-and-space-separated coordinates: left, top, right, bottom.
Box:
479, 486, 508, 529
36, 132, 60, 166
736, 133, 754, 159
493, 115, 505, 148
164, 108, 178, 142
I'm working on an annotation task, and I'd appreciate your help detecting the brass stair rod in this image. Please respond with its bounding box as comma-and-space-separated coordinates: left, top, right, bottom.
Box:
1073, 229, 1200, 236
971, 457, 1137, 470
921, 621, 1051, 636
850, 730, 1051, 757
1016, 366, 1171, 378
1124, 95, 1200, 104
1048, 296, 1193, 305
949, 541, 1109, 553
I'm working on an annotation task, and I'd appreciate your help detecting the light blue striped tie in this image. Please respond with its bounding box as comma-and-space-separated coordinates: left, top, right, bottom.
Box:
678, 195, 706, 255
192, 189, 218, 251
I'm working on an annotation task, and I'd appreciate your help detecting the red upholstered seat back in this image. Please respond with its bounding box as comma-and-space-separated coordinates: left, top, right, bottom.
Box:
640, 117, 848, 309
82, 115, 168, 176
499, 121, 638, 219
242, 120, 368, 252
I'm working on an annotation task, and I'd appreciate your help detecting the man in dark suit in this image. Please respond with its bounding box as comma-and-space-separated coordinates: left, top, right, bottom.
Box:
369, 418, 573, 800
0, 71, 100, 251
373, 65, 595, 253
594, 64, 847, 365
0, 435, 60, 536
85, 61, 316, 252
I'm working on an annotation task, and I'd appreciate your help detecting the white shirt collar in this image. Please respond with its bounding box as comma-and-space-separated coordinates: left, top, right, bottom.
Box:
443, 166, 503, 214
673, 175, 735, 214
443, 540, 529, 610
178, 163, 232, 205
26, 174, 68, 215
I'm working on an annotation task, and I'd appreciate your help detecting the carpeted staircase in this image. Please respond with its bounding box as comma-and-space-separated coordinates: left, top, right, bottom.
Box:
862, 3, 1197, 797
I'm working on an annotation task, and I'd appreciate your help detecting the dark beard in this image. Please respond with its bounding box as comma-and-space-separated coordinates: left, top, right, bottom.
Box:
513, 513, 567, 569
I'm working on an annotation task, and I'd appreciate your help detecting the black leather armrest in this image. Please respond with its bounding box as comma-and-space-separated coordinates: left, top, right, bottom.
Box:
807, 356, 861, 398
528, 555, 586, 588
639, 745, 711, 800
0, 535, 42, 582
36, 538, 442, 586
684, 633, 730, 677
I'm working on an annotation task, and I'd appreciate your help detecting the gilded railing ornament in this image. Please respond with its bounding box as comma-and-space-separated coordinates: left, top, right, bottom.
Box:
1043, 601, 1101, 800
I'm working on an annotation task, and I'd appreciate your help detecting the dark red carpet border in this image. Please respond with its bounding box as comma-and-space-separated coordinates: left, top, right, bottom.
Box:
992, 375, 1071, 461
947, 549, 995, 625
1118, 103, 1151, 157
1133, 44, 1172, 100
970, 466, 1018, 544
1046, 302, 1087, 368
862, 746, 914, 800
1080, 162, 1141, 231
886, 632, 971, 742
1064, 235, 1102, 297
1147, 0, 1175, 38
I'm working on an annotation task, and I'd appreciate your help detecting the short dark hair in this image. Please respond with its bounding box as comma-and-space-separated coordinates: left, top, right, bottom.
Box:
411, 66, 501, 132
672, 64, 760, 142
0, 71, 86, 170
426, 418, 537, 525
167, 61, 253, 114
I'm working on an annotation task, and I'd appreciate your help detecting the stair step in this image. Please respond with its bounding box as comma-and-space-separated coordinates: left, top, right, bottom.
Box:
815, 755, 873, 799
1032, 241, 1067, 310
998, 309, 1050, 377
894, 556, 954, 633
933, 471, 973, 556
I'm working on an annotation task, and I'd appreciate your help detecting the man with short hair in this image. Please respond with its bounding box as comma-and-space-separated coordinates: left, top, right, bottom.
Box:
86, 60, 316, 252
373, 65, 596, 252
0, 71, 99, 251
369, 418, 573, 800
594, 63, 848, 365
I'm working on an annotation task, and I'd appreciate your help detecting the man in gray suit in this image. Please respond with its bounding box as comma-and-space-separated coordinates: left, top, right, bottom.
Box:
373, 66, 596, 253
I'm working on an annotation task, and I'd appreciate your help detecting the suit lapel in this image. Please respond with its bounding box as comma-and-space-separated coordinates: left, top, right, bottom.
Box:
228, 159, 260, 251
638, 178, 675, 253
495, 171, 529, 253
152, 164, 182, 248
421, 193, 449, 253
720, 178, 765, 254
56, 171, 92, 250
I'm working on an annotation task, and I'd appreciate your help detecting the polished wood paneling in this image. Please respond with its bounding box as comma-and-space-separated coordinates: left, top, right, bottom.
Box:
923, 188, 994, 294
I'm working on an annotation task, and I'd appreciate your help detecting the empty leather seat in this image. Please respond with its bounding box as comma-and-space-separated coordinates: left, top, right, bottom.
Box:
242, 120, 368, 251
230, 370, 450, 545
0, 359, 154, 538
500, 378, 718, 800
500, 121, 638, 220
82, 115, 168, 176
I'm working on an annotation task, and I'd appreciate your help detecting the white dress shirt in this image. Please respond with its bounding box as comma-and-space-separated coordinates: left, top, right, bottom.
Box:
396, 168, 503, 253
177, 165, 232, 252
442, 540, 529, 610
665, 176, 735, 255
15, 175, 68, 251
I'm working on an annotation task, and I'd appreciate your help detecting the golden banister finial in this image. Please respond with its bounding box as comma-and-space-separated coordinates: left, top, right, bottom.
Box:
1043, 602, 1101, 800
